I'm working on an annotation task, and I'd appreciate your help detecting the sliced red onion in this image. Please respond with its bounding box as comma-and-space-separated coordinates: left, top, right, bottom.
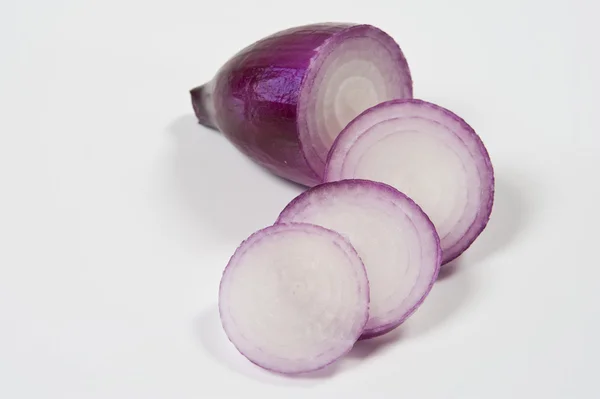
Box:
219, 223, 369, 374
191, 23, 412, 186
277, 180, 441, 339
325, 100, 495, 264
296, 25, 412, 178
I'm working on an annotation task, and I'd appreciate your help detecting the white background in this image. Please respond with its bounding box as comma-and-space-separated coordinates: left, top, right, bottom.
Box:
1, 0, 599, 398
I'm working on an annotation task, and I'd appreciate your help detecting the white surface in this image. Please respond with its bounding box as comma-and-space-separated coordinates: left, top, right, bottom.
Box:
0, 0, 598, 398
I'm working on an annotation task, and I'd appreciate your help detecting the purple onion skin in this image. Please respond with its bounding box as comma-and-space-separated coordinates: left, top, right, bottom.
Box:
191, 23, 411, 186
191, 24, 348, 186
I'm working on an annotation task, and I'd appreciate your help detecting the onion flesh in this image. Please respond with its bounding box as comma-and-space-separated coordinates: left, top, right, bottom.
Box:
219, 223, 369, 374
325, 99, 495, 264
277, 179, 441, 339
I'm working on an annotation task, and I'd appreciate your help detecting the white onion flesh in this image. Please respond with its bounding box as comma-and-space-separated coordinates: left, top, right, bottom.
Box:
277, 180, 441, 339
298, 27, 412, 177
325, 100, 494, 264
219, 223, 369, 374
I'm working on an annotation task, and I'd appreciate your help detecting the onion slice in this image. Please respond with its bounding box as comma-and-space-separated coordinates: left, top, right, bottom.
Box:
219, 223, 369, 374
277, 180, 441, 339
325, 100, 495, 264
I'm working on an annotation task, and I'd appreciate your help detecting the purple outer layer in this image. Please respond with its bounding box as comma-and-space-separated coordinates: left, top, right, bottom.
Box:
190, 23, 412, 187
324, 99, 495, 264
218, 222, 370, 375
276, 179, 442, 340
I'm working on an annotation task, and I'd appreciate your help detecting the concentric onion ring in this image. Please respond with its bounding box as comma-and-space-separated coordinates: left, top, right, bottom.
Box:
277, 180, 441, 339
219, 223, 369, 374
325, 99, 495, 264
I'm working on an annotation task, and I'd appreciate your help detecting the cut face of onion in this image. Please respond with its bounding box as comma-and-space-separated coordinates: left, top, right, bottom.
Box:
325, 100, 495, 264
277, 180, 441, 339
219, 223, 369, 374
297, 25, 412, 178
